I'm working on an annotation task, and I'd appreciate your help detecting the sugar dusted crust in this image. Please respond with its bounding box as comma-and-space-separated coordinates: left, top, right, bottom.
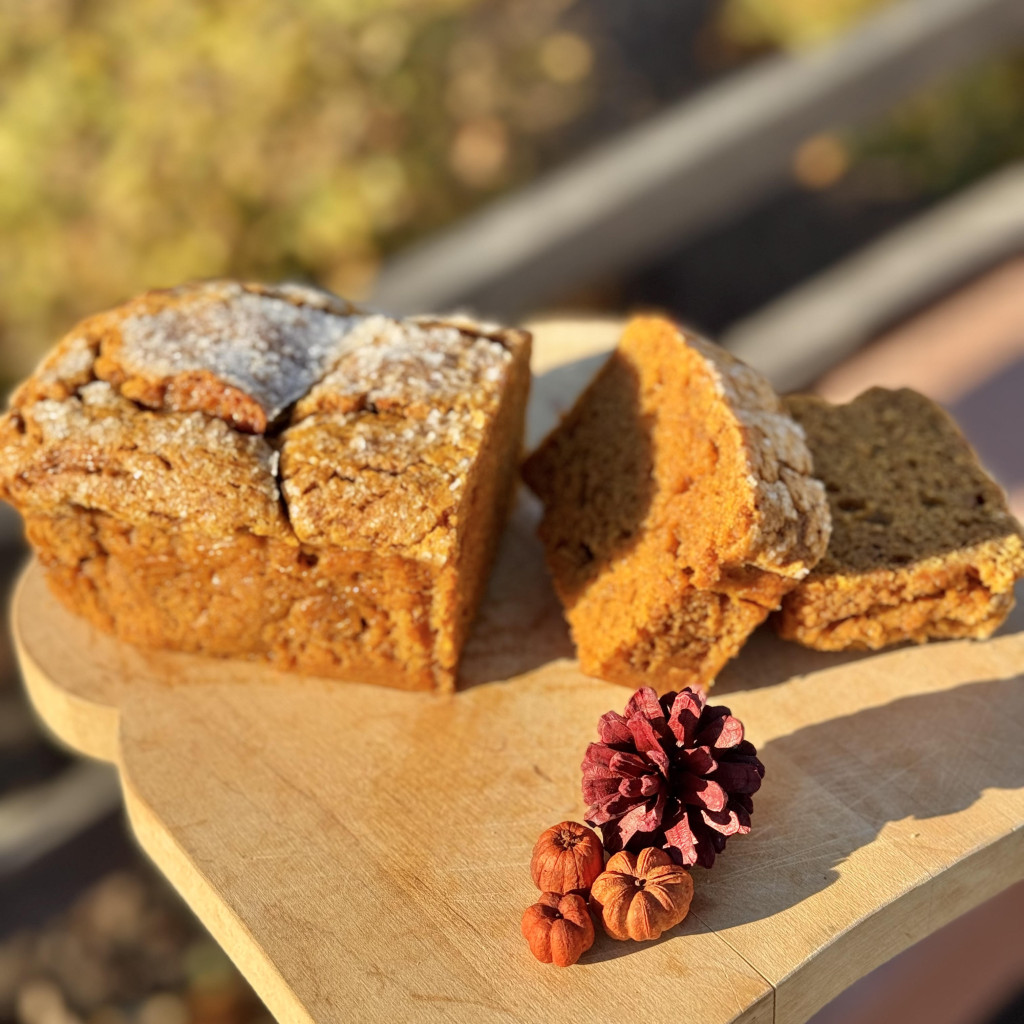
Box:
93, 281, 360, 434
0, 281, 531, 690
283, 314, 519, 561
523, 316, 830, 691
5, 379, 286, 539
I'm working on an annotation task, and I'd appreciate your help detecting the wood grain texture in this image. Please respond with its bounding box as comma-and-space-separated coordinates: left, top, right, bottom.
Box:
12, 320, 1024, 1024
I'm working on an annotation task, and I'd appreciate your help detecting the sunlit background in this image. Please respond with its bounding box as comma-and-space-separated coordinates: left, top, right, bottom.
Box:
1, 0, 1022, 382
1, 1, 1023, 1023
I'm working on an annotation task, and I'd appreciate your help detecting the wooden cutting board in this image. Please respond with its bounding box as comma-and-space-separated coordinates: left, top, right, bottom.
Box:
12, 321, 1024, 1024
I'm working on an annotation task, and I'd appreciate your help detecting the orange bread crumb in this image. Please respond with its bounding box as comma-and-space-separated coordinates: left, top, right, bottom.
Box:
523, 316, 830, 690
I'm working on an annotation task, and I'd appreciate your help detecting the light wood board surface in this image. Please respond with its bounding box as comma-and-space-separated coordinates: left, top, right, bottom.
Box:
12, 321, 1024, 1024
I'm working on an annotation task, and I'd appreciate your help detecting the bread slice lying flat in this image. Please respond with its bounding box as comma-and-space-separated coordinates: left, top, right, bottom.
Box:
523, 316, 831, 691
775, 387, 1024, 650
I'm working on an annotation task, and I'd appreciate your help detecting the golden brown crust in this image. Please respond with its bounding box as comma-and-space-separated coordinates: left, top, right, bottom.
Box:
85, 280, 359, 433
0, 280, 532, 690
0, 379, 287, 540
282, 314, 529, 560
26, 511, 441, 690
522, 316, 830, 690
775, 388, 1024, 649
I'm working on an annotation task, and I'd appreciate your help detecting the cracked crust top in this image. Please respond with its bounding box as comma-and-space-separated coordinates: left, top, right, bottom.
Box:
0, 281, 530, 561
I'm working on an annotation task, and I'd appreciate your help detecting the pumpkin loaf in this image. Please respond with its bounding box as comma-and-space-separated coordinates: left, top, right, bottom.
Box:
0, 281, 532, 691
522, 316, 830, 691
774, 387, 1024, 650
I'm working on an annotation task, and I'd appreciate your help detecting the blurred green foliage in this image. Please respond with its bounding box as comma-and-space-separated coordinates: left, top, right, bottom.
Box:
716, 1, 1024, 206
0, 0, 595, 378
717, 0, 894, 49
2, 0, 1021, 383
851, 53, 1024, 198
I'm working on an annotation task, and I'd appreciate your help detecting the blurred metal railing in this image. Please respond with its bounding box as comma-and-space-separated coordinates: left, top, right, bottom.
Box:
0, 507, 122, 887
0, 762, 120, 876
371, 0, 1024, 320
724, 162, 1024, 391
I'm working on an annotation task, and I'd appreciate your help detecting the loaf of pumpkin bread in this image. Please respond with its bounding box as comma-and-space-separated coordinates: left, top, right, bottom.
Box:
0, 281, 532, 691
774, 387, 1024, 649
522, 316, 831, 691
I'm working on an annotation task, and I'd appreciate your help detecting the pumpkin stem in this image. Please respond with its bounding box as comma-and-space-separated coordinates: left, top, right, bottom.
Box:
555, 826, 581, 850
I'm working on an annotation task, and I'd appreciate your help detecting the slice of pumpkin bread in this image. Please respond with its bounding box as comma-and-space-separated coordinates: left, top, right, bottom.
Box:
522, 316, 830, 691
774, 387, 1024, 650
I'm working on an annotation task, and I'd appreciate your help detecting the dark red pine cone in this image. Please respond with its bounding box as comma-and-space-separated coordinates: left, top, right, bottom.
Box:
581, 686, 764, 868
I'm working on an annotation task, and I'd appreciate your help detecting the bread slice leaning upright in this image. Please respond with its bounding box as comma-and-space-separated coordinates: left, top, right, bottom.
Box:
522, 316, 831, 691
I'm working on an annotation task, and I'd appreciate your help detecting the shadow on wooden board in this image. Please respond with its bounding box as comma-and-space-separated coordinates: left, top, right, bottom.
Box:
700, 671, 1024, 927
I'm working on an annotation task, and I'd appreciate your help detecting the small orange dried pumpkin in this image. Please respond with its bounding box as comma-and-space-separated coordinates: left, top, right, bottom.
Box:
590, 847, 693, 941
521, 892, 595, 967
530, 821, 604, 894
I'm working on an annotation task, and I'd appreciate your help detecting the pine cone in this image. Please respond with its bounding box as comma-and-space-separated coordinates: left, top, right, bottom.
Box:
581, 686, 764, 868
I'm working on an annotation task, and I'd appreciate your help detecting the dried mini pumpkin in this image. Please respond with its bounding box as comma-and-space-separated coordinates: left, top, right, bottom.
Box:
530, 820, 604, 894
521, 892, 595, 967
590, 847, 694, 941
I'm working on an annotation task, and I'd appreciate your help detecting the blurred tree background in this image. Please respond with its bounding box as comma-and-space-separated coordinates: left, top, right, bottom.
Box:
1, 0, 1022, 385
0, 0, 587, 379
720, 0, 1024, 197
0, 0, 695, 381
718, 0, 894, 48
